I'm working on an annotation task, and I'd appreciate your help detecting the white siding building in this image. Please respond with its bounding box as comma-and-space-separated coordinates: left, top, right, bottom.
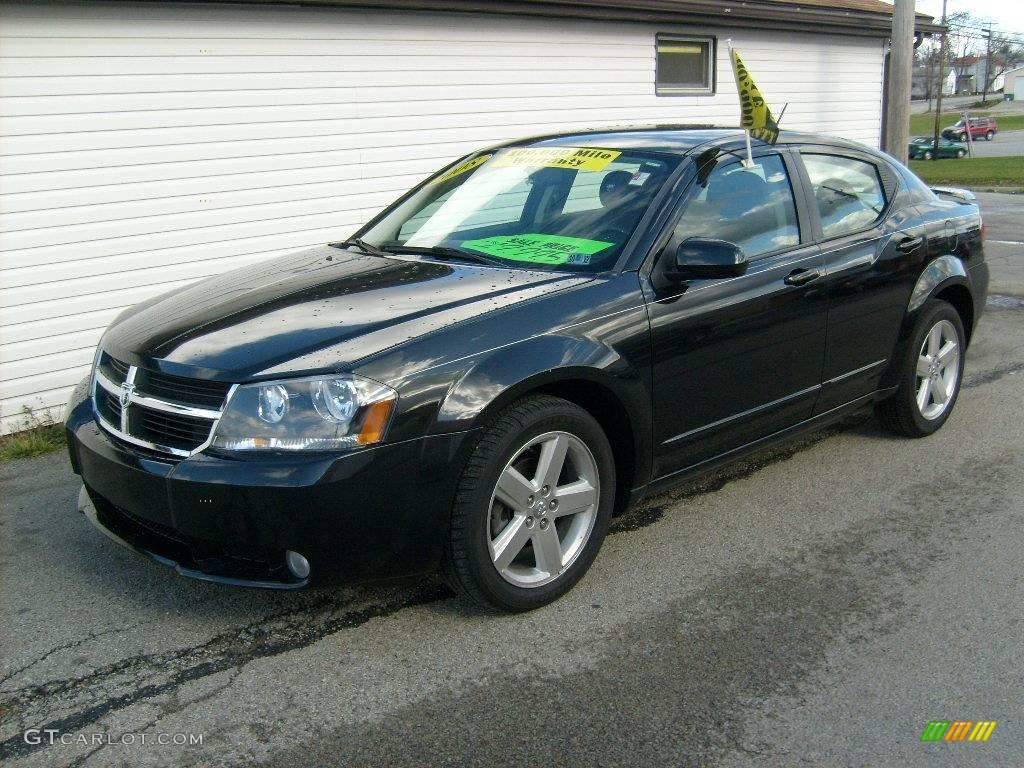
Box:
0, 0, 934, 433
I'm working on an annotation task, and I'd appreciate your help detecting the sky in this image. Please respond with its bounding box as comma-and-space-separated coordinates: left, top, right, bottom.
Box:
915, 0, 1024, 39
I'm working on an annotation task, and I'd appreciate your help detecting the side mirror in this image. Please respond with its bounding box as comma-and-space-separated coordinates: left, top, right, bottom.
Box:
666, 238, 748, 281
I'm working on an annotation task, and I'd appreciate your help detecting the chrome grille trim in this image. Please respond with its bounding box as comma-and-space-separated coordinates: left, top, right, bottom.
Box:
91, 359, 237, 459
94, 369, 222, 420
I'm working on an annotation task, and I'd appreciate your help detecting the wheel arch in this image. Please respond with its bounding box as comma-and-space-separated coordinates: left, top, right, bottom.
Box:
527, 378, 638, 515
933, 282, 975, 343
436, 336, 651, 515
881, 256, 974, 389
907, 254, 974, 341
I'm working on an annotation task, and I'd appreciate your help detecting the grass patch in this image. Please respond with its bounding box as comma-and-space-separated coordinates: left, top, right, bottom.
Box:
909, 156, 1024, 186
909, 112, 1024, 136
0, 406, 66, 461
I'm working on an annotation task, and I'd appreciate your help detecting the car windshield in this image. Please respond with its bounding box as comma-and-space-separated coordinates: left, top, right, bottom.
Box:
355, 146, 680, 272
911, 138, 931, 144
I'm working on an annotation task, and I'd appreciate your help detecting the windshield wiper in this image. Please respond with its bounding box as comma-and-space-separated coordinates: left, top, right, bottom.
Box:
335, 237, 390, 258
381, 245, 506, 267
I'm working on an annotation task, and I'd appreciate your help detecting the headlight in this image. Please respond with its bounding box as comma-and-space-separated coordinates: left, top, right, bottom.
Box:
211, 374, 397, 451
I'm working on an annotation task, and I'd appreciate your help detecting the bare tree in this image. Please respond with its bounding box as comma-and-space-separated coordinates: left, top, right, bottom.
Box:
946, 11, 981, 94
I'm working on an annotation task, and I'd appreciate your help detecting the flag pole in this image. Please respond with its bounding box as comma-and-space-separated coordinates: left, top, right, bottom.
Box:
726, 39, 755, 168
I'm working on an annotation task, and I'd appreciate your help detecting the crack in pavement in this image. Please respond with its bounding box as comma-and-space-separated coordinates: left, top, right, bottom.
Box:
0, 584, 452, 762
0, 622, 148, 689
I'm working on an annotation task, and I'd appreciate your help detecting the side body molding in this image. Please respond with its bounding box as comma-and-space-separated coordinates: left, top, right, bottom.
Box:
908, 254, 967, 312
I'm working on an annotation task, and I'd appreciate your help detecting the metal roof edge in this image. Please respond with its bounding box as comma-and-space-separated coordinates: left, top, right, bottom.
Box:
181, 0, 943, 38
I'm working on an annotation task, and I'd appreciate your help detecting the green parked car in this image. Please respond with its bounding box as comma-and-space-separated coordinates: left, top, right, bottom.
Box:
908, 136, 967, 160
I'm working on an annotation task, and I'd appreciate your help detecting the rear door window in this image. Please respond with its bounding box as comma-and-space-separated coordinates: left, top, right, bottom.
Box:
801, 154, 886, 239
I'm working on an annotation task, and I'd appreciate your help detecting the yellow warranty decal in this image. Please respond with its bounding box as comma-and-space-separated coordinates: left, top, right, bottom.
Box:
492, 147, 622, 172
430, 155, 492, 185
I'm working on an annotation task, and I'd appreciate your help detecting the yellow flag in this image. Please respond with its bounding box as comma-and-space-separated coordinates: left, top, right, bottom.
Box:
731, 48, 779, 145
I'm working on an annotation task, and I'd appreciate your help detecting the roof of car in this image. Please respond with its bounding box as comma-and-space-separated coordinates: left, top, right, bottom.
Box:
494, 125, 877, 157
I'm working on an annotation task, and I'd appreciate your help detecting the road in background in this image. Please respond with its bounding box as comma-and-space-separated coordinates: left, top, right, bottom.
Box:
960, 131, 1024, 158
977, 192, 1024, 296
910, 95, 975, 114
1, 197, 1022, 768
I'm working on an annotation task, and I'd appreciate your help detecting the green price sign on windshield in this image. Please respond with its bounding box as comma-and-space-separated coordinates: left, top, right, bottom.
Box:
461, 234, 614, 265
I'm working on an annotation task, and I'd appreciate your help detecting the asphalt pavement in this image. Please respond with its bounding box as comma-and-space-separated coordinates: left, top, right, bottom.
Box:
1, 196, 1022, 768
956, 130, 1024, 159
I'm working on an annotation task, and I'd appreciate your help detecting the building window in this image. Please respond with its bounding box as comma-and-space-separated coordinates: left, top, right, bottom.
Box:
656, 34, 715, 96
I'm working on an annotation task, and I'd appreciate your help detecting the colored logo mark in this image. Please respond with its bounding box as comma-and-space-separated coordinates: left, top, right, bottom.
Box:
921, 721, 997, 742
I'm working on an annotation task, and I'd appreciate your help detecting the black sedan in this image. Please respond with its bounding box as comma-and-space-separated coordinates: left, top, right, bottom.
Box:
65, 127, 988, 612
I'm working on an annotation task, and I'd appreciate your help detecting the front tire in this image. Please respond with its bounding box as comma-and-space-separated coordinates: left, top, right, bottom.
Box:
959, 132, 968, 142
923, 150, 933, 160
445, 395, 615, 611
957, 149, 966, 159
986, 130, 994, 141
876, 300, 965, 438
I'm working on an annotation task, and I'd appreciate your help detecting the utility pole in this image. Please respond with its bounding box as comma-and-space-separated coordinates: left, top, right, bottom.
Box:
981, 25, 993, 102
883, 0, 915, 163
931, 0, 948, 161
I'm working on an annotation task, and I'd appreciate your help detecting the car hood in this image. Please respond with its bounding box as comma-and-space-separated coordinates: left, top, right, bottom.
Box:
101, 245, 589, 380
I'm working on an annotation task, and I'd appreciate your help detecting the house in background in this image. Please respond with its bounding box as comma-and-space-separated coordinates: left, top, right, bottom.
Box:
1002, 65, 1024, 100
951, 54, 1022, 95
0, 0, 940, 432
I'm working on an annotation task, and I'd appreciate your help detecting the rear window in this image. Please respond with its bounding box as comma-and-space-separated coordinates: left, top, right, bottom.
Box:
802, 154, 886, 239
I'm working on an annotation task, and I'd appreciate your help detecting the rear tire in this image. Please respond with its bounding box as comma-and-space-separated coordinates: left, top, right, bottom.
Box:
923, 151, 933, 160
957, 149, 966, 159
444, 395, 615, 612
876, 300, 965, 438
959, 132, 968, 142
986, 130, 994, 141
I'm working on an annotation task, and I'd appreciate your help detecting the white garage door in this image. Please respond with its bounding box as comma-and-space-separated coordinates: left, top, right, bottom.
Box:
0, 1, 886, 433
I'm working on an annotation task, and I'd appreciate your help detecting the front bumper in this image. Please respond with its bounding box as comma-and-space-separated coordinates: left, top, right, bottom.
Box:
65, 378, 475, 588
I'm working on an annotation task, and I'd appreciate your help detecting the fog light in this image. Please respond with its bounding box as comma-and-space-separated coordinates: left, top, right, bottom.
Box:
286, 550, 310, 580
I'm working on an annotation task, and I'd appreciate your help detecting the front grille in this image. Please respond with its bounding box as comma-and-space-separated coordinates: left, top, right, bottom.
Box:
97, 389, 122, 426
132, 408, 215, 452
98, 353, 130, 385
135, 367, 232, 409
92, 353, 234, 457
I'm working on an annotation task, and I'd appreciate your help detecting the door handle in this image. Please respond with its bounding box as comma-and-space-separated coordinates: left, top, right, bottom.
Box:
784, 267, 821, 286
896, 235, 924, 253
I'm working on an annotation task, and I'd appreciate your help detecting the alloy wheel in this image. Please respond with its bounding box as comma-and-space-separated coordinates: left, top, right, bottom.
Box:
915, 319, 960, 421
487, 431, 599, 588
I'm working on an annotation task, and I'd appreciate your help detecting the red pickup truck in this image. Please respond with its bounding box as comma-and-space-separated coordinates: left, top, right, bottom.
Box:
942, 116, 998, 142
